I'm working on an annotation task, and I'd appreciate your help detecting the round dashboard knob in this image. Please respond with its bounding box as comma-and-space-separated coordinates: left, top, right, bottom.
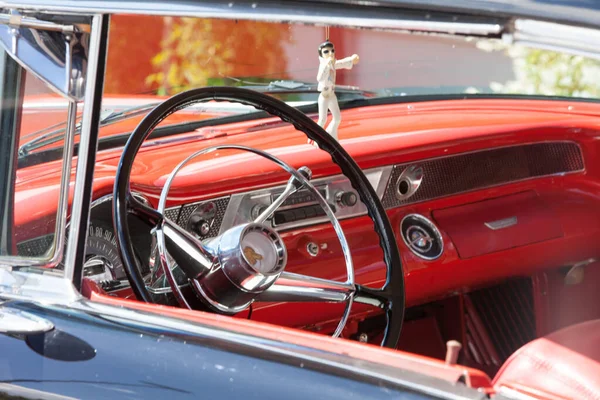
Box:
251, 204, 269, 220
190, 219, 211, 237
336, 191, 358, 207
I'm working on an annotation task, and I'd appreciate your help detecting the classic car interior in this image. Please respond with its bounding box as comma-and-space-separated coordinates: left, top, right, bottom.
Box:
6, 2, 600, 398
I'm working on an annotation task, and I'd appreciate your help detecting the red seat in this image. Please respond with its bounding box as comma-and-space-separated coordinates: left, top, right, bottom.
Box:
493, 319, 600, 399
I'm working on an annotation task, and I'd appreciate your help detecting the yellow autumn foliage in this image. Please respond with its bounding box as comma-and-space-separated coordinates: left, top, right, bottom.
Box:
146, 18, 292, 95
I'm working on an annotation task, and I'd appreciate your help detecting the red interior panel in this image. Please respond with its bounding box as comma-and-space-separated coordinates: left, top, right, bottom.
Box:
397, 316, 446, 360
533, 263, 600, 337
433, 191, 564, 259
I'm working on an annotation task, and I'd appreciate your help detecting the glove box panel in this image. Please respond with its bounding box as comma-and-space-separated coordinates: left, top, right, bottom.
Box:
432, 191, 563, 259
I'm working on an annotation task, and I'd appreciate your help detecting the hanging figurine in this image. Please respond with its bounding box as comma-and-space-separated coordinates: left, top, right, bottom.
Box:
310, 39, 359, 146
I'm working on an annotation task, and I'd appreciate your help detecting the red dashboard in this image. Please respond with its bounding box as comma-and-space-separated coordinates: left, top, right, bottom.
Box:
15, 98, 600, 336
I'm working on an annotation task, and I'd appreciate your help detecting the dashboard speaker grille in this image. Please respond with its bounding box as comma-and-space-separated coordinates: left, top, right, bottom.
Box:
382, 142, 583, 209
164, 207, 181, 223
16, 234, 54, 257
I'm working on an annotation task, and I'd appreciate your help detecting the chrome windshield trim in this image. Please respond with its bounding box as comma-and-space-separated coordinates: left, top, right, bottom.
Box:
0, 1, 503, 36
49, 101, 77, 266
509, 19, 600, 61
63, 14, 104, 282
0, 13, 75, 33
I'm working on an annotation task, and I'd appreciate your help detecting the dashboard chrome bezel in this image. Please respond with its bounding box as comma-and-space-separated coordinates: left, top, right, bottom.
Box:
216, 166, 393, 233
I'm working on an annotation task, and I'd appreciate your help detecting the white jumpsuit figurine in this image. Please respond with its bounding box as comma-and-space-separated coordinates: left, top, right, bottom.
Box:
314, 41, 359, 142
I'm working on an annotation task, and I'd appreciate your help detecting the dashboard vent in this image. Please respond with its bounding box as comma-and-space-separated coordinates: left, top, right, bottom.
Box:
464, 278, 535, 375
382, 142, 583, 209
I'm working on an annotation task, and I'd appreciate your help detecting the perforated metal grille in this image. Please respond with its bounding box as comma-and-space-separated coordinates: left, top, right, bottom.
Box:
164, 207, 181, 223
175, 197, 230, 238
17, 234, 54, 257
382, 142, 583, 209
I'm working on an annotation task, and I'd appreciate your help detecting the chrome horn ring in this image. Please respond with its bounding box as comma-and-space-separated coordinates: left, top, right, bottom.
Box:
155, 145, 355, 338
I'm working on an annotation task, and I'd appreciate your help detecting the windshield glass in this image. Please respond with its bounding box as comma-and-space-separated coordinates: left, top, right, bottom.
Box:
17, 16, 600, 158
108, 17, 598, 99
7, 13, 600, 271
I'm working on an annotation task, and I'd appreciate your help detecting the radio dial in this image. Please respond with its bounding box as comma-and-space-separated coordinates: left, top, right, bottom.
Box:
251, 204, 269, 220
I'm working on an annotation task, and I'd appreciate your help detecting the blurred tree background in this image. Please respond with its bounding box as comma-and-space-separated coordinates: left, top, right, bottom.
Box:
486, 43, 600, 97
105, 15, 164, 94
105, 15, 292, 95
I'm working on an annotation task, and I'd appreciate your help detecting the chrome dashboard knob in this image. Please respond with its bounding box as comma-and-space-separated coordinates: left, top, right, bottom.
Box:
336, 191, 358, 207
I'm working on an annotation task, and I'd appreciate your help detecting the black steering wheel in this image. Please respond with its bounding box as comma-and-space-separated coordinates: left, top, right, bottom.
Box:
113, 87, 405, 348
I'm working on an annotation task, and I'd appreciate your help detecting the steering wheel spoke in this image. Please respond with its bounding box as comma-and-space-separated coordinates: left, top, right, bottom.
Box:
254, 166, 313, 224
127, 195, 162, 226
354, 285, 389, 308
158, 218, 216, 281
257, 271, 354, 303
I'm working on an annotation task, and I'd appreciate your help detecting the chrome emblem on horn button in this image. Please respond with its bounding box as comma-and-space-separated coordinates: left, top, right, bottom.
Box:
243, 246, 263, 266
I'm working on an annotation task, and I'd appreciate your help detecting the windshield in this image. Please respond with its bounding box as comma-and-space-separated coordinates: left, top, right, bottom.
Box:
112, 17, 598, 99
6, 13, 600, 268
17, 16, 600, 159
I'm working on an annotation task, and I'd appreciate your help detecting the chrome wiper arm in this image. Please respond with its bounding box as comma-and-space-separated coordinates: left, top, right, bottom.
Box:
222, 77, 376, 98
18, 102, 159, 156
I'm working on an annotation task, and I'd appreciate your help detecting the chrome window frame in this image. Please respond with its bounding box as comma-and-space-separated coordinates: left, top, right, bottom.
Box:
0, 12, 107, 291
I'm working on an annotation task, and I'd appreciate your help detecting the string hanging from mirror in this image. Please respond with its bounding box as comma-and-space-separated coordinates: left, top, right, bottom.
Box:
308, 26, 360, 147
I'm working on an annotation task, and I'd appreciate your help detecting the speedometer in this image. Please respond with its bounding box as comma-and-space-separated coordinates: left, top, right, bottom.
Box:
83, 222, 125, 281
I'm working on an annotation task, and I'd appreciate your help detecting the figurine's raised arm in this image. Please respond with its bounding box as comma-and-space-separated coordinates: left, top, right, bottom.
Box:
335, 54, 359, 70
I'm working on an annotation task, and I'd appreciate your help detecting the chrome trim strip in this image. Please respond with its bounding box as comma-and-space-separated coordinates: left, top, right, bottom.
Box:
63, 14, 103, 282
510, 19, 600, 62
375, 167, 393, 199
484, 216, 517, 230
48, 101, 77, 266
0, 12, 75, 33
0, 2, 502, 36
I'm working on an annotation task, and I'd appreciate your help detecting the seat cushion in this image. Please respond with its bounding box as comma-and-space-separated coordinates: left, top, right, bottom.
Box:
493, 319, 600, 399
